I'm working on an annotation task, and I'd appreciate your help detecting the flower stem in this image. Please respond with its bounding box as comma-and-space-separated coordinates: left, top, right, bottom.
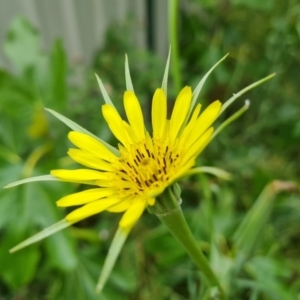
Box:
168, 0, 182, 94
154, 187, 227, 299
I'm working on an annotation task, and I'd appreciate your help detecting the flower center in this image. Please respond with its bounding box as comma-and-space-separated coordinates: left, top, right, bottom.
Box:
113, 138, 181, 196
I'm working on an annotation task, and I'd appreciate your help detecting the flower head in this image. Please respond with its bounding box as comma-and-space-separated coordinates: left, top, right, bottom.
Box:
5, 52, 274, 294
51, 87, 221, 229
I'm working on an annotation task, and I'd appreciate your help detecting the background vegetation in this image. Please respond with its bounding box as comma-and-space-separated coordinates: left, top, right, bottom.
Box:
0, 0, 299, 299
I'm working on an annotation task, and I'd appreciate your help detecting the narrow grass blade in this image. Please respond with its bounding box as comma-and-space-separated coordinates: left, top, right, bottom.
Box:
187, 167, 232, 181
95, 74, 115, 107
125, 54, 134, 92
161, 46, 171, 95
10, 219, 73, 253
45, 108, 119, 156
233, 180, 296, 254
220, 73, 276, 115
96, 226, 131, 294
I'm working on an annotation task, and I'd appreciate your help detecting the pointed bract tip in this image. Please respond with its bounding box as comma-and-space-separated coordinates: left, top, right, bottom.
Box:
9, 246, 19, 253
124, 54, 134, 92
94, 73, 101, 81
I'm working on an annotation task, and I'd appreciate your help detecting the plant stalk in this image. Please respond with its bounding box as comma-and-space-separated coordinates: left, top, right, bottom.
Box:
153, 187, 227, 300
169, 0, 182, 94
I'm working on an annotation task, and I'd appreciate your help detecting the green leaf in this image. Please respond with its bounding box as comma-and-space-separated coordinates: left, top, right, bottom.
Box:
0, 191, 17, 228
45, 229, 77, 271
125, 54, 134, 92
33, 183, 78, 271
245, 256, 293, 300
45, 108, 119, 156
0, 231, 40, 288
0, 70, 36, 153
0, 144, 20, 164
3, 17, 41, 74
96, 226, 131, 294
233, 180, 296, 254
49, 40, 67, 110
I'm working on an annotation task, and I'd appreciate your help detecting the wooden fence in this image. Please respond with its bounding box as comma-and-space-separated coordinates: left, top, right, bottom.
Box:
0, 0, 169, 69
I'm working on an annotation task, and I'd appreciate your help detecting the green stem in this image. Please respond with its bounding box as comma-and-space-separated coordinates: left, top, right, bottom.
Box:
169, 0, 182, 94
154, 187, 227, 300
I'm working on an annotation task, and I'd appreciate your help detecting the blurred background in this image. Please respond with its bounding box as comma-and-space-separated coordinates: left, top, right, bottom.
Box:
0, 0, 299, 299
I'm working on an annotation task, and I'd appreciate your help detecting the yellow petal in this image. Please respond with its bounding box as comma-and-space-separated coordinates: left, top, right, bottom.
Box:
185, 100, 221, 149
123, 91, 145, 140
96, 179, 116, 187
169, 87, 192, 143
161, 120, 170, 141
106, 199, 131, 212
146, 186, 165, 198
66, 198, 121, 222
196, 100, 221, 129
147, 198, 155, 206
119, 199, 146, 229
151, 88, 167, 139
51, 169, 110, 181
102, 104, 129, 146
68, 131, 117, 162
122, 121, 139, 143
68, 149, 114, 171
178, 103, 201, 148
190, 103, 202, 123
57, 188, 116, 207
170, 159, 196, 182
182, 127, 214, 164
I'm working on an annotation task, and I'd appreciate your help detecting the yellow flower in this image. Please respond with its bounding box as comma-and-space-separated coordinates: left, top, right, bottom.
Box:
51, 87, 221, 229
5, 52, 274, 294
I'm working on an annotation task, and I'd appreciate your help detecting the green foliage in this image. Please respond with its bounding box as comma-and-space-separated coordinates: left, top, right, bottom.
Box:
0, 4, 300, 299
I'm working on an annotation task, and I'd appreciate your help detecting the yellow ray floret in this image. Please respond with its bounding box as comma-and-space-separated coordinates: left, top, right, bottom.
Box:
102, 104, 131, 146
66, 197, 122, 223
51, 169, 111, 181
152, 89, 167, 139
68, 149, 114, 171
124, 91, 145, 140
57, 188, 116, 207
119, 198, 147, 229
68, 131, 117, 162
169, 86, 192, 143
